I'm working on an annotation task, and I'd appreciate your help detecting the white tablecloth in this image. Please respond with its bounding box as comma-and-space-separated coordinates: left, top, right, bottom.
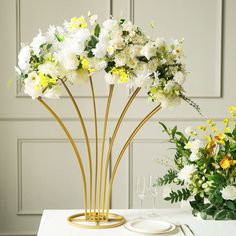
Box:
37, 209, 236, 236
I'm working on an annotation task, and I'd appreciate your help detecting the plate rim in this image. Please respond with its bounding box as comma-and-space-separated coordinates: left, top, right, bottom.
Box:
124, 219, 176, 235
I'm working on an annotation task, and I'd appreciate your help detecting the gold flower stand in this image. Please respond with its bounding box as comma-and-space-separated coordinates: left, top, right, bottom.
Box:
37, 76, 161, 229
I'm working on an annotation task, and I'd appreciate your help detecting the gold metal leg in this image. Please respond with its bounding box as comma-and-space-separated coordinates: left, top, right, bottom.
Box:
37, 97, 88, 218
106, 104, 162, 213
89, 76, 99, 218
98, 84, 114, 219
102, 87, 141, 217
60, 79, 93, 215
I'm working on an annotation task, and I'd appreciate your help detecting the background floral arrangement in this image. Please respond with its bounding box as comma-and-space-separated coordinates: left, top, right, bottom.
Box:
157, 106, 236, 220
15, 13, 199, 111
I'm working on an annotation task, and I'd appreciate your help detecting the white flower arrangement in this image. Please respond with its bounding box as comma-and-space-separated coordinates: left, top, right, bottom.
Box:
16, 13, 199, 112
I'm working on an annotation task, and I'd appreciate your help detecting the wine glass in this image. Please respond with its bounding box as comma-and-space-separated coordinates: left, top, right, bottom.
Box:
136, 177, 146, 208
148, 175, 159, 217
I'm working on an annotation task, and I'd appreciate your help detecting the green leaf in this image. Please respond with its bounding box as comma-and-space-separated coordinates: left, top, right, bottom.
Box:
55, 34, 64, 42
157, 169, 177, 186
159, 122, 170, 135
214, 210, 227, 220
87, 50, 94, 58
164, 188, 191, 203
94, 24, 101, 37
171, 126, 177, 139
119, 18, 125, 24
226, 201, 236, 211
88, 35, 98, 48
105, 61, 115, 73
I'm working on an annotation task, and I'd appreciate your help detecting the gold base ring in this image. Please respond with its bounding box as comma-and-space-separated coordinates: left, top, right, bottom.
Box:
67, 212, 126, 229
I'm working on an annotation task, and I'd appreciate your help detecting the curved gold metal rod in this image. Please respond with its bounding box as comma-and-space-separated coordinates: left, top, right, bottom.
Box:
106, 104, 162, 214
97, 84, 114, 218
37, 97, 88, 218
102, 87, 141, 215
60, 79, 93, 215
89, 76, 98, 215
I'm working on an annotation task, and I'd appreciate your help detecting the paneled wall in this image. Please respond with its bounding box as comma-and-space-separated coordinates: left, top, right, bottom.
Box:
0, 0, 236, 235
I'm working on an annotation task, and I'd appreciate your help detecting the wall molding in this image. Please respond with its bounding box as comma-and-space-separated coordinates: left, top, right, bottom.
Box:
17, 138, 109, 216
0, 116, 231, 122
0, 233, 36, 236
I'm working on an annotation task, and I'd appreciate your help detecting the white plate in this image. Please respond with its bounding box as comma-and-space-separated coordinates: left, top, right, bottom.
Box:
124, 219, 176, 235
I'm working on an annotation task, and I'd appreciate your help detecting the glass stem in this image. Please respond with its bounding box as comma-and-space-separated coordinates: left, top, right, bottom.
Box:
153, 197, 156, 209
140, 199, 143, 209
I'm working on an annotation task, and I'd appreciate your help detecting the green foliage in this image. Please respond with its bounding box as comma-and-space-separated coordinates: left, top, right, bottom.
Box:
94, 24, 100, 37
104, 61, 115, 73
190, 195, 236, 220
164, 188, 191, 203
158, 121, 236, 220
157, 169, 178, 186
55, 34, 64, 42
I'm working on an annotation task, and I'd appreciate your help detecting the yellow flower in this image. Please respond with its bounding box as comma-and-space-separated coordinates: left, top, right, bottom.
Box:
220, 156, 231, 169
184, 142, 192, 149
224, 127, 230, 133
229, 106, 236, 113
39, 73, 56, 88
204, 135, 211, 142
232, 113, 236, 119
88, 68, 96, 73
207, 138, 216, 155
69, 17, 78, 31
69, 16, 87, 31
215, 133, 226, 145
198, 125, 206, 131
223, 118, 229, 124
81, 58, 89, 70
207, 119, 216, 127
220, 156, 236, 169
111, 67, 129, 84
211, 127, 218, 133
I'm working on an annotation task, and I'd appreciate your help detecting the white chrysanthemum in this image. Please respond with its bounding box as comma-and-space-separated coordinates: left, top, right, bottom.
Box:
164, 80, 175, 93
134, 62, 148, 76
38, 61, 59, 78
178, 164, 196, 183
105, 73, 117, 84
148, 59, 158, 73
189, 152, 200, 162
109, 33, 124, 50
44, 85, 62, 99
89, 14, 98, 25
221, 186, 236, 200
94, 60, 107, 71
30, 31, 47, 56
174, 71, 186, 85
185, 139, 204, 153
47, 25, 56, 41
135, 73, 151, 88
92, 42, 107, 58
103, 19, 117, 30
141, 42, 157, 60
67, 69, 89, 85
24, 71, 42, 99
18, 46, 31, 72
114, 53, 126, 67
55, 38, 80, 71
122, 21, 134, 32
